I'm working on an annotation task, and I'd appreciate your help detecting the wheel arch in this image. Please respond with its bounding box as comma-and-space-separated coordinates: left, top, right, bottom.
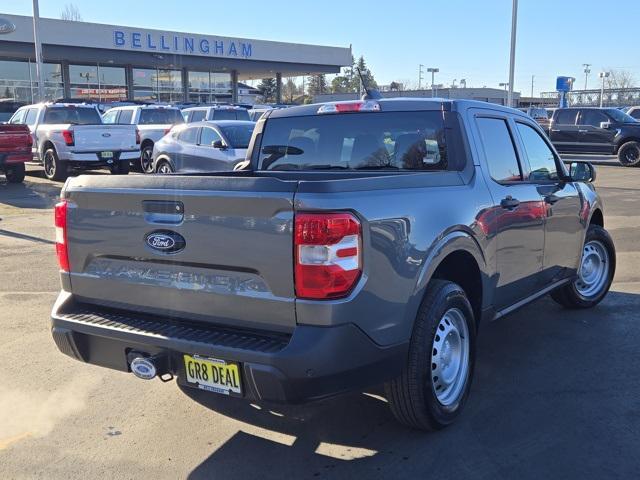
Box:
614, 137, 640, 154
589, 208, 604, 228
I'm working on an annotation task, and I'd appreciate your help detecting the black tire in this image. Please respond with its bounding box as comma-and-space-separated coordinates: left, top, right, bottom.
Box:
110, 159, 130, 175
156, 159, 174, 174
43, 148, 68, 181
551, 224, 616, 308
385, 280, 476, 431
140, 144, 155, 173
4, 163, 26, 183
617, 141, 640, 167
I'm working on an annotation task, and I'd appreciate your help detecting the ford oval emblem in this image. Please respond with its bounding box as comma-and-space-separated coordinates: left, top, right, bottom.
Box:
0, 18, 16, 34
145, 230, 186, 254
102, 133, 111, 137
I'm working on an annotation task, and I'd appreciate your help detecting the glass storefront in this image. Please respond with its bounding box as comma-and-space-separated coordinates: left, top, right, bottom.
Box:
68, 64, 127, 101
188, 71, 232, 103
0, 60, 64, 102
133, 68, 183, 102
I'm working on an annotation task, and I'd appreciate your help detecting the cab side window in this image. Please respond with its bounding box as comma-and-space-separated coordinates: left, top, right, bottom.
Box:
9, 109, 26, 124
102, 110, 118, 124
476, 117, 522, 183
24, 108, 38, 126
554, 110, 578, 125
117, 110, 133, 124
516, 122, 559, 182
189, 110, 207, 122
579, 110, 609, 128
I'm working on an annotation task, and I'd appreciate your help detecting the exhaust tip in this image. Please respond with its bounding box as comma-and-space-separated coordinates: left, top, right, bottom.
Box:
130, 356, 157, 380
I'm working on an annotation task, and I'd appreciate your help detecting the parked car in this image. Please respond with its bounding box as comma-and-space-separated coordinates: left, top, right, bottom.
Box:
102, 105, 184, 173
182, 105, 251, 122
248, 106, 272, 122
50, 98, 614, 431
548, 107, 640, 166
8, 102, 138, 180
0, 101, 26, 123
0, 124, 32, 183
526, 106, 550, 129
152, 120, 255, 173
625, 106, 640, 121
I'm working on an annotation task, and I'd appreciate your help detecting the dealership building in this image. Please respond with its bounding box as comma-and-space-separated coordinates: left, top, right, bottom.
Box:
0, 13, 351, 104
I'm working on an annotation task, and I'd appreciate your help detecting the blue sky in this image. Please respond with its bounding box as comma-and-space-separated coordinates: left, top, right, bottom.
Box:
4, 0, 639, 94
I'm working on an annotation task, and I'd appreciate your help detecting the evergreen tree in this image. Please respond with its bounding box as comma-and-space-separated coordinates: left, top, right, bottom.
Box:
307, 74, 328, 96
257, 78, 277, 102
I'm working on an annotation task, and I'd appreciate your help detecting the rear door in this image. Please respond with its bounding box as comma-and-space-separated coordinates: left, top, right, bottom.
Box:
577, 109, 617, 154
63, 175, 298, 332
173, 126, 200, 171
513, 120, 583, 282
473, 112, 546, 309
549, 109, 580, 152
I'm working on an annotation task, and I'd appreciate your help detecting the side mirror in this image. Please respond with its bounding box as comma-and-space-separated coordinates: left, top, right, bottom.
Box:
212, 139, 227, 150
599, 121, 611, 129
569, 161, 596, 183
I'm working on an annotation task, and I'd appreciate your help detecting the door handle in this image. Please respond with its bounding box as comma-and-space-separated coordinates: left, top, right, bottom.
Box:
545, 194, 560, 205
500, 196, 520, 210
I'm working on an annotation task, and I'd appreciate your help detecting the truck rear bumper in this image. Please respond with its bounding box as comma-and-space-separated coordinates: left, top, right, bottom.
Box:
51, 292, 408, 404
66, 150, 139, 162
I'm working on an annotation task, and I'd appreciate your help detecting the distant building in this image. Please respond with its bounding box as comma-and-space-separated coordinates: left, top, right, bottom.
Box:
236, 82, 262, 105
314, 87, 521, 106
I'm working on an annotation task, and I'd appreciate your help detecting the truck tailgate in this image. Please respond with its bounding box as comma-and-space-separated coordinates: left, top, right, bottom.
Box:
62, 174, 297, 333
71, 124, 137, 152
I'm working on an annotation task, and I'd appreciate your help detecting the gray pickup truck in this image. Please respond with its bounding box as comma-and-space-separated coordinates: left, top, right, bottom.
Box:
51, 98, 615, 431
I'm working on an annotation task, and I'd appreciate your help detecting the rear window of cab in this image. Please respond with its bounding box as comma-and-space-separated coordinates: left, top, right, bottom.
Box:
258, 111, 450, 171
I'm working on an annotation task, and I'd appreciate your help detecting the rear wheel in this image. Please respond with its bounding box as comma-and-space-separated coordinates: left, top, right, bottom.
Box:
551, 224, 616, 308
43, 148, 68, 181
617, 141, 640, 167
110, 159, 130, 175
385, 280, 476, 431
156, 160, 174, 174
4, 163, 26, 183
140, 144, 154, 173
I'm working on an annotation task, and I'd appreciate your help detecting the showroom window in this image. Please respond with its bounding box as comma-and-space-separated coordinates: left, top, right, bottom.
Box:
69, 64, 127, 101
133, 68, 183, 102
0, 60, 63, 102
187, 71, 232, 103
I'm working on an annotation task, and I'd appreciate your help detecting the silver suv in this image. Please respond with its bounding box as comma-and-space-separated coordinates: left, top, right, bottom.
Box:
102, 105, 184, 173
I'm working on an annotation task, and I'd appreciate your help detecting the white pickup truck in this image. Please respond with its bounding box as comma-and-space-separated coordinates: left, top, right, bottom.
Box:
8, 102, 139, 180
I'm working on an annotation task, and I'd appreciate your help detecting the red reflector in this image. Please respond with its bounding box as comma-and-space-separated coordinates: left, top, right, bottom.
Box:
54, 200, 70, 272
61, 130, 74, 146
294, 212, 362, 299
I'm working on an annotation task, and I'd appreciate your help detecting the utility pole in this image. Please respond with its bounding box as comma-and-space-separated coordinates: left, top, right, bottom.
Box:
583, 63, 591, 90
418, 64, 424, 90
499, 82, 509, 105
427, 67, 439, 97
507, 0, 518, 107
32, 0, 44, 102
530, 75, 535, 98
599, 71, 610, 107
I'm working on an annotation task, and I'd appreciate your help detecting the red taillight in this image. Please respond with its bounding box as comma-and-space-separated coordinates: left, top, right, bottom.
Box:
54, 200, 70, 272
61, 130, 74, 146
294, 212, 362, 299
135, 128, 141, 144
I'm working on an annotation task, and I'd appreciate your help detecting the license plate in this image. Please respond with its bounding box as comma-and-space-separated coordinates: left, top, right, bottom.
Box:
183, 354, 242, 395
100, 151, 114, 159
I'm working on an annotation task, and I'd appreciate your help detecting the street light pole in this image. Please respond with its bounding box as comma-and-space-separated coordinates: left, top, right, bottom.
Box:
427, 67, 439, 97
507, 0, 518, 107
32, 0, 45, 102
418, 64, 424, 90
583, 63, 591, 90
499, 82, 509, 105
599, 71, 610, 108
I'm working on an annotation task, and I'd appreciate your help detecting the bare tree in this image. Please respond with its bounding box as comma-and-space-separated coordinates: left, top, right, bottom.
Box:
605, 69, 636, 90
60, 3, 82, 21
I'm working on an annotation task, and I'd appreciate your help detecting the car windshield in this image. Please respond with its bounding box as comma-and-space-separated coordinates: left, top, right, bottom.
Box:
139, 108, 185, 125
43, 106, 102, 124
607, 108, 637, 123
258, 111, 449, 171
220, 124, 254, 149
528, 108, 548, 119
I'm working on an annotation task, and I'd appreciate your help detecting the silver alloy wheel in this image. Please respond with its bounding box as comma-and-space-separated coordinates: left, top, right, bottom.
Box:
44, 150, 55, 177
141, 147, 154, 173
157, 162, 173, 174
575, 240, 609, 298
430, 307, 470, 406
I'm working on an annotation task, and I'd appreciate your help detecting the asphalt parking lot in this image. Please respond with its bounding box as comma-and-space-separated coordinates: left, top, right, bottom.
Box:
0, 160, 638, 479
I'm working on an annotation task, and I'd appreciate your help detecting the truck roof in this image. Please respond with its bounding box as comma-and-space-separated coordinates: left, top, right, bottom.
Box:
267, 97, 528, 119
